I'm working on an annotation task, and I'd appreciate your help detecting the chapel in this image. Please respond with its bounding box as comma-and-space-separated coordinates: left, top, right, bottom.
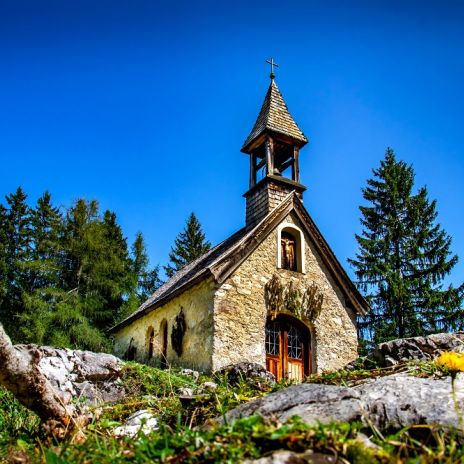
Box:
112, 70, 369, 380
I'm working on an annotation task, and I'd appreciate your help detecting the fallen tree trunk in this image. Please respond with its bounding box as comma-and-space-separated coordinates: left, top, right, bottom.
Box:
0, 323, 76, 432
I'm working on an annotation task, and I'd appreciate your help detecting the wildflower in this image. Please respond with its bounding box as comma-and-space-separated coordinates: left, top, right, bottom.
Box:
435, 352, 464, 373
435, 352, 464, 431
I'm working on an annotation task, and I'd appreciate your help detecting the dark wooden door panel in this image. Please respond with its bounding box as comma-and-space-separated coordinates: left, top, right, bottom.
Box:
266, 356, 282, 381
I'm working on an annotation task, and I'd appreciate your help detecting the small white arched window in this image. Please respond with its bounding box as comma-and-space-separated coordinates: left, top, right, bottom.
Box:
277, 223, 305, 273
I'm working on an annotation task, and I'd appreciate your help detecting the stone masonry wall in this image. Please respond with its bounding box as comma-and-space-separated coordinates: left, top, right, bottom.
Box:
114, 278, 216, 372
212, 212, 358, 373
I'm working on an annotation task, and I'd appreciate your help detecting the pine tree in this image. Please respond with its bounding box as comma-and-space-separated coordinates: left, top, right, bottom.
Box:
29, 191, 64, 289
17, 191, 66, 345
62, 198, 99, 293
349, 148, 464, 345
0, 187, 32, 335
164, 213, 211, 278
62, 200, 133, 332
131, 232, 161, 300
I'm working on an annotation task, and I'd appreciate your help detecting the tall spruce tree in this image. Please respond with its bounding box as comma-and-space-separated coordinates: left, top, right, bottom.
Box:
18, 191, 66, 345
131, 232, 161, 300
29, 191, 64, 289
164, 213, 211, 278
349, 148, 464, 345
1, 187, 32, 335
63, 200, 132, 332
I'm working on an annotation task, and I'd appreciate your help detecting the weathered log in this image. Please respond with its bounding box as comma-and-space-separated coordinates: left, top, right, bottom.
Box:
0, 323, 76, 431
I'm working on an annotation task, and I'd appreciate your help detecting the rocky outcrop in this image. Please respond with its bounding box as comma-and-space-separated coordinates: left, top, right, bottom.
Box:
357, 373, 464, 431
221, 372, 464, 434
223, 383, 363, 426
217, 362, 276, 386
34, 345, 125, 405
359, 333, 464, 368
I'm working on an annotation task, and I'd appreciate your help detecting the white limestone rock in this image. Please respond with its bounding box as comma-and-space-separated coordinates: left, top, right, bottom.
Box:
113, 410, 159, 438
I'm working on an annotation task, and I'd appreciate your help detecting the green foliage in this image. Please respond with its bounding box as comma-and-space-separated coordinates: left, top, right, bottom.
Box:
0, 386, 40, 458
131, 232, 162, 301
349, 148, 464, 346
50, 417, 378, 464
62, 201, 132, 332
164, 212, 211, 278
121, 362, 195, 398
29, 191, 64, 289
1, 187, 32, 338
0, 187, 160, 350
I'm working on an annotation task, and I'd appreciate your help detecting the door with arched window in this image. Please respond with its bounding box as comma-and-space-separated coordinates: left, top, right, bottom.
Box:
265, 315, 311, 381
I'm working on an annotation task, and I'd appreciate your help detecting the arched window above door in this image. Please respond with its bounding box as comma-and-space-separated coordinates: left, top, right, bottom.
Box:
277, 223, 305, 273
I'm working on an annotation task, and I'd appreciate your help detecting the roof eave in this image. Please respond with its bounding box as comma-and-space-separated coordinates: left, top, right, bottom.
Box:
109, 268, 214, 333
241, 129, 308, 154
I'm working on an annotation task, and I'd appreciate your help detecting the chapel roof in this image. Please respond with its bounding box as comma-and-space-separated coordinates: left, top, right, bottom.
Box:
111, 192, 369, 333
241, 79, 308, 153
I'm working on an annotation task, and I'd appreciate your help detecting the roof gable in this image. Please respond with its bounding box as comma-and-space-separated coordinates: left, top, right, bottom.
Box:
209, 194, 369, 316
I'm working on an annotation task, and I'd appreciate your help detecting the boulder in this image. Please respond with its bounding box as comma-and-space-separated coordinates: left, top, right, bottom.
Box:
29, 345, 125, 405
220, 372, 464, 434
368, 333, 464, 367
355, 372, 464, 431
217, 362, 275, 385
222, 383, 363, 425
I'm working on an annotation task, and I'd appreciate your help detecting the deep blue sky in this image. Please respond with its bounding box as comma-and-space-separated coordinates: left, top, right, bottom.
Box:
1, 0, 463, 286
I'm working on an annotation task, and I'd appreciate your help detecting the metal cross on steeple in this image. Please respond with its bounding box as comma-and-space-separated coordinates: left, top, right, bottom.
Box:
266, 58, 279, 80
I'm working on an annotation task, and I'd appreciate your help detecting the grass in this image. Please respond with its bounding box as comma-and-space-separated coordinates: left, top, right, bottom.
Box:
0, 387, 41, 462
0, 360, 463, 463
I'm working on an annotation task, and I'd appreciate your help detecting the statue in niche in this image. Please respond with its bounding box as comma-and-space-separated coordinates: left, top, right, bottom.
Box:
281, 232, 297, 271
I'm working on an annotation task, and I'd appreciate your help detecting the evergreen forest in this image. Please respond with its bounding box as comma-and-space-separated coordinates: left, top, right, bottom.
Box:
0, 189, 213, 352
0, 188, 161, 351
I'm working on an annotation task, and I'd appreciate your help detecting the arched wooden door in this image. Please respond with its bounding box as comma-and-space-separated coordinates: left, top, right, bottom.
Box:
265, 315, 311, 381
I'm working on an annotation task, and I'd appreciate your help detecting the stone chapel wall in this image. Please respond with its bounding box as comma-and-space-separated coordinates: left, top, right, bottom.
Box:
212, 213, 358, 373
114, 278, 216, 372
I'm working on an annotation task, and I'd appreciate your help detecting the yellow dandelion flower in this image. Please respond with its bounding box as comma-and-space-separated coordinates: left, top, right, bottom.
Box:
435, 352, 464, 372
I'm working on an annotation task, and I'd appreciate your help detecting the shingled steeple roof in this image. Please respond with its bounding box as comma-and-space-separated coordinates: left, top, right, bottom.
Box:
241, 79, 308, 153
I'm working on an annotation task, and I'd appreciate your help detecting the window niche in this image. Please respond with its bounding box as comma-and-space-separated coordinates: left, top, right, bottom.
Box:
160, 320, 168, 369
277, 224, 305, 273
147, 326, 155, 360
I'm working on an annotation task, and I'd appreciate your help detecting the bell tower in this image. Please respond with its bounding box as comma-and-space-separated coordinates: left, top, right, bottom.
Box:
242, 62, 308, 228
